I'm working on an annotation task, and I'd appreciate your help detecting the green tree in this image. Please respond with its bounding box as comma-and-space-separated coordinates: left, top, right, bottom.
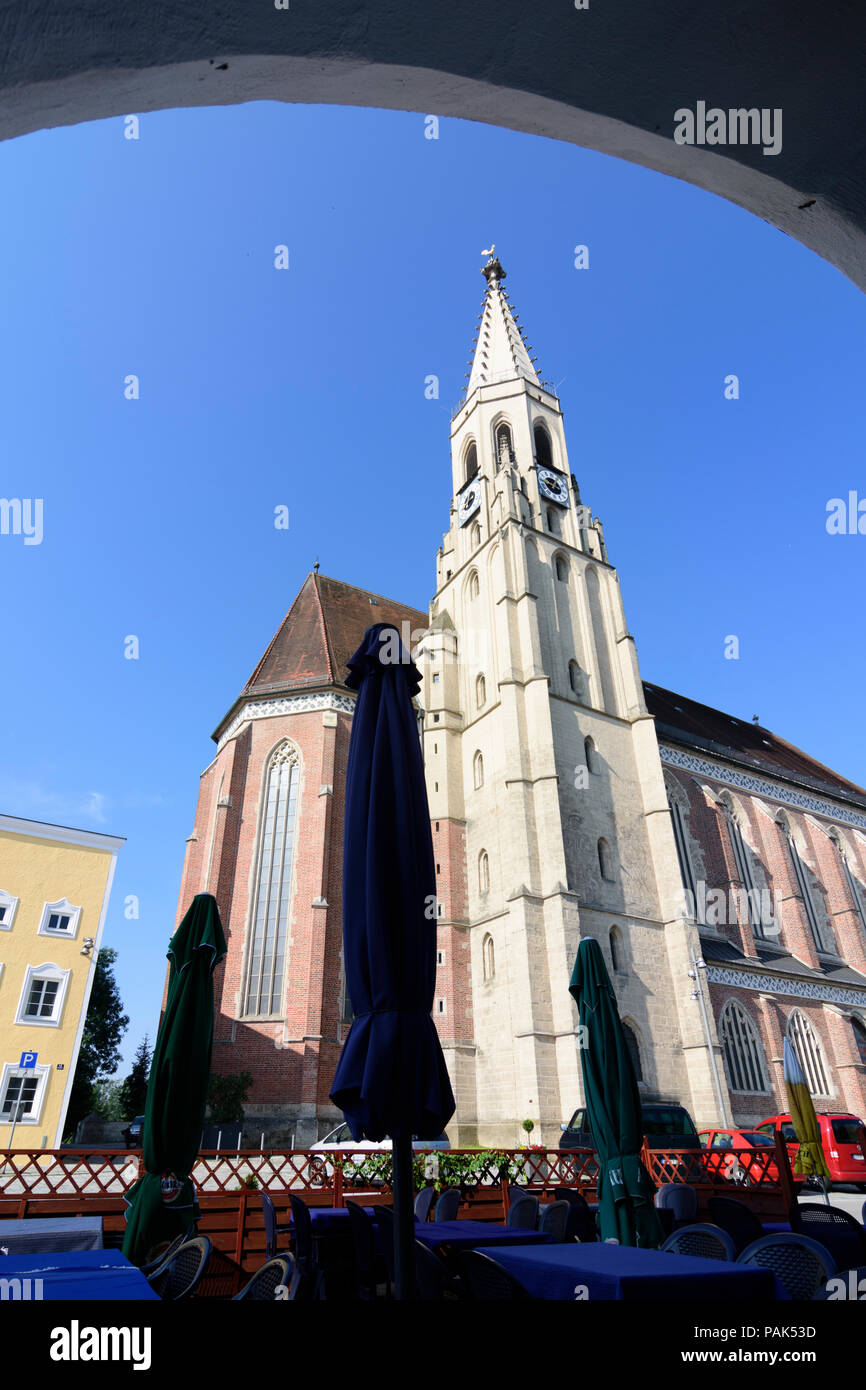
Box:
65, 948, 129, 1139
207, 1071, 253, 1123
119, 1035, 152, 1118
91, 1078, 125, 1122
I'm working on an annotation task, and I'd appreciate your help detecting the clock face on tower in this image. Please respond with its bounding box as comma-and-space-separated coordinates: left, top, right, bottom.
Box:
458, 482, 481, 526
537, 467, 569, 507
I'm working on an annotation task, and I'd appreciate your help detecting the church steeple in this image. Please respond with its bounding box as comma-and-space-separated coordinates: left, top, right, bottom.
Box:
464, 249, 542, 400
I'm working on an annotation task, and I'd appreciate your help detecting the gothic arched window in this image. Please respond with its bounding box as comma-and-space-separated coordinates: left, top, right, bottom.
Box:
584, 736, 598, 774
555, 552, 568, 581
495, 422, 514, 468
568, 660, 585, 700
473, 751, 484, 789
667, 785, 698, 915
244, 743, 298, 1016
829, 829, 866, 934
478, 850, 490, 894
470, 521, 482, 548
721, 796, 765, 938
533, 422, 553, 469
465, 441, 478, 484
852, 1017, 866, 1067
719, 1000, 769, 1095
778, 814, 835, 954
598, 838, 613, 882
546, 508, 559, 535
468, 570, 480, 600
623, 1022, 643, 1082
482, 933, 495, 981
476, 673, 486, 709
609, 926, 623, 973
786, 1010, 831, 1097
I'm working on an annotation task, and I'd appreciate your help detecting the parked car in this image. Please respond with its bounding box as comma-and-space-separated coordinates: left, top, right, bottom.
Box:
754, 1112, 866, 1190
698, 1127, 780, 1184
307, 1124, 450, 1186
122, 1115, 145, 1148
559, 1103, 703, 1181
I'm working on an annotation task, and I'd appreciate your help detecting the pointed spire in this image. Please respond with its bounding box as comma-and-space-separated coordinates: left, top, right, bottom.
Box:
465, 249, 541, 399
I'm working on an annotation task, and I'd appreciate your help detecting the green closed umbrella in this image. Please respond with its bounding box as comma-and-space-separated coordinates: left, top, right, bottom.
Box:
122, 894, 227, 1265
569, 938, 663, 1247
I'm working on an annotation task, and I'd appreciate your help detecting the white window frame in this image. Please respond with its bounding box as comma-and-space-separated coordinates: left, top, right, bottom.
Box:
0, 889, 19, 931
14, 962, 72, 1028
0, 1061, 51, 1126
786, 1010, 832, 1099
37, 897, 82, 941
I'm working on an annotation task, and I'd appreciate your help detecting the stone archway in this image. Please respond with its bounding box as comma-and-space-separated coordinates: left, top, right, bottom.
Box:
1, 3, 865, 287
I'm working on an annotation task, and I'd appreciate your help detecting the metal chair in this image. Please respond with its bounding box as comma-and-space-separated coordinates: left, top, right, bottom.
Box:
260, 1190, 292, 1260
790, 1203, 866, 1273
737, 1233, 837, 1300
661, 1223, 736, 1261
414, 1187, 435, 1222
413, 1239, 462, 1301
654, 1182, 697, 1229
506, 1194, 539, 1230
433, 1188, 461, 1222
138, 1228, 194, 1276
233, 1255, 294, 1301
346, 1200, 387, 1300
459, 1249, 533, 1300
147, 1235, 212, 1301
288, 1195, 323, 1299
538, 1200, 570, 1243
707, 1196, 765, 1255
553, 1187, 597, 1242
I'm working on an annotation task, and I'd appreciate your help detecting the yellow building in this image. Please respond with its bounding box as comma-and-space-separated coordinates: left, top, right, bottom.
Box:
0, 814, 124, 1148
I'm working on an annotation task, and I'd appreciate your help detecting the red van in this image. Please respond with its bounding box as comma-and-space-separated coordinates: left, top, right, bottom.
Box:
754, 1113, 866, 1190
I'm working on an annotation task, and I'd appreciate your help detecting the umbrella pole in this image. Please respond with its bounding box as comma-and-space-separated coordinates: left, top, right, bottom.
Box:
392, 1134, 415, 1300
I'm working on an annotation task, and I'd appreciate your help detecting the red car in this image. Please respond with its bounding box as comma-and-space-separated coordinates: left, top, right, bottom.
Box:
698, 1127, 780, 1184
754, 1113, 866, 1190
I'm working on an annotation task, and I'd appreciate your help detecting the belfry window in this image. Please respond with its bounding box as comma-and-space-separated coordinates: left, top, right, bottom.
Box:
533, 423, 553, 469
495, 423, 515, 468
244, 744, 298, 1016
465, 442, 478, 484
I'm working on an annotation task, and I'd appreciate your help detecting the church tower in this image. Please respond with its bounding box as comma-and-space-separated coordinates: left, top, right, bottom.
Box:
423, 253, 726, 1145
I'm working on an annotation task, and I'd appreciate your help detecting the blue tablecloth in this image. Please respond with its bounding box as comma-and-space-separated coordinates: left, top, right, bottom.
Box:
0, 1216, 103, 1255
414, 1221, 552, 1251
306, 1206, 376, 1235
0, 1250, 160, 1301
488, 1242, 784, 1301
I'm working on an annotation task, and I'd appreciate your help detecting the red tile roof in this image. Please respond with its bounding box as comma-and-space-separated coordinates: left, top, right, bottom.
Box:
242, 572, 429, 697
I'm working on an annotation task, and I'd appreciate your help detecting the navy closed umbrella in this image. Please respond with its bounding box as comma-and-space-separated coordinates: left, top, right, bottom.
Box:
330, 623, 455, 1298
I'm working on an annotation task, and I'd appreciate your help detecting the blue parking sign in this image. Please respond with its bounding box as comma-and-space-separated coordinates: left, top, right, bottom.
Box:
19, 1051, 37, 1069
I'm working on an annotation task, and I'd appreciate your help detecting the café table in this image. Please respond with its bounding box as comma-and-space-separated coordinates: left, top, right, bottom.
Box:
486, 1241, 786, 1300
0, 1216, 103, 1255
414, 1220, 553, 1252
0, 1250, 160, 1300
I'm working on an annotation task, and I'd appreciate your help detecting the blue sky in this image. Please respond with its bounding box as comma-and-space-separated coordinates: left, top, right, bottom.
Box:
0, 101, 863, 1077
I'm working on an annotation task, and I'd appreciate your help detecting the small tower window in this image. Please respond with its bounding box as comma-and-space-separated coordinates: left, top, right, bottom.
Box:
465, 442, 479, 484
598, 838, 613, 882
468, 570, 480, 600
470, 521, 482, 548
555, 553, 568, 581
476, 673, 487, 709
609, 926, 622, 973
533, 423, 553, 469
482, 933, 495, 981
479, 850, 490, 894
569, 661, 585, 701
473, 751, 484, 789
584, 736, 598, 773
495, 422, 514, 469
546, 508, 559, 535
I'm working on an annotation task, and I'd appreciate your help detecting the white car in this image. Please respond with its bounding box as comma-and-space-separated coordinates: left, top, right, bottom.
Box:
307, 1123, 450, 1187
